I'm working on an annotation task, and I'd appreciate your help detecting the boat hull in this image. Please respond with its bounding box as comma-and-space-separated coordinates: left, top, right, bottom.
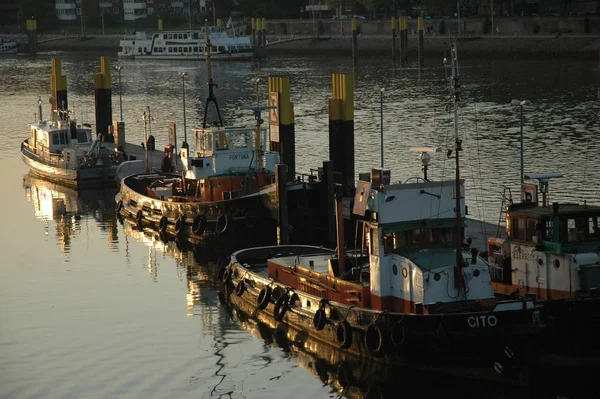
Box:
222, 245, 547, 384
21, 147, 118, 189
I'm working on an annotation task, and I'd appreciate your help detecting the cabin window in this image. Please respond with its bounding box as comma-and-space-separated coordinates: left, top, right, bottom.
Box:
542, 219, 553, 241
168, 47, 173, 53
526, 219, 538, 242
193, 46, 198, 52
183, 34, 188, 39
178, 47, 183, 53
512, 217, 527, 240
76, 130, 88, 143
51, 132, 68, 145
218, 46, 225, 52
212, 45, 217, 52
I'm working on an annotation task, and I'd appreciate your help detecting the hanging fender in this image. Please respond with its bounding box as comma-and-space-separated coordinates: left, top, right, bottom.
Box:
175, 216, 185, 235
159, 216, 168, 232
235, 280, 245, 296
216, 212, 229, 235
192, 214, 207, 236
256, 286, 272, 310
273, 295, 288, 322
313, 308, 327, 331
136, 210, 143, 226
115, 200, 123, 213
336, 320, 353, 349
365, 321, 388, 356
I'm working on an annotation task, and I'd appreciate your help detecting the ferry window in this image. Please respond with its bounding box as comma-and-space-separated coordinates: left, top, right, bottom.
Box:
52, 133, 59, 145
178, 47, 183, 53
178, 34, 182, 39
392, 231, 408, 249
512, 217, 526, 240
218, 46, 225, 52
212, 45, 217, 52
184, 34, 188, 39
564, 217, 588, 242
193, 46, 198, 52
168, 47, 172, 53
383, 234, 393, 254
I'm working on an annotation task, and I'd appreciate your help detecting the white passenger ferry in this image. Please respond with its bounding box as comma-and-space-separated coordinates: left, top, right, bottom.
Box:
0, 37, 17, 54
118, 27, 255, 61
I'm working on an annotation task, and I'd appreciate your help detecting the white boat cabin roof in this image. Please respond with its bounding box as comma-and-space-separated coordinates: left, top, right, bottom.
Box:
30, 119, 93, 152
192, 126, 268, 158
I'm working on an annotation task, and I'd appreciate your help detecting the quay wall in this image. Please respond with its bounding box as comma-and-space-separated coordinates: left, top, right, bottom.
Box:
34, 34, 600, 59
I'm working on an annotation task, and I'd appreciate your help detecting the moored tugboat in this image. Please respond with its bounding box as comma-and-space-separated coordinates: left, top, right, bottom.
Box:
220, 43, 546, 385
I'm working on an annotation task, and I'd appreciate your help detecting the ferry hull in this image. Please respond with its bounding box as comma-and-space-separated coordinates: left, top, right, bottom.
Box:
117, 52, 255, 61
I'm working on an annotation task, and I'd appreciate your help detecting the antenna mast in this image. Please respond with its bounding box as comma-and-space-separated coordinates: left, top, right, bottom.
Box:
202, 20, 223, 129
449, 42, 466, 294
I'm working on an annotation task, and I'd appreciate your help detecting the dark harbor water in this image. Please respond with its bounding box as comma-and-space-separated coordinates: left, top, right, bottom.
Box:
1, 51, 599, 398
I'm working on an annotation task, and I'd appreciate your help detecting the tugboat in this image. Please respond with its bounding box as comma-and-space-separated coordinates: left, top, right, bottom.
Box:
487, 173, 600, 361
220, 43, 545, 384
21, 97, 126, 189
116, 21, 323, 241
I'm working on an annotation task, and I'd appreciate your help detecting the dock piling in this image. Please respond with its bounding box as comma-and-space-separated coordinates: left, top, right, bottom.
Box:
93, 56, 113, 141
51, 59, 67, 112
268, 77, 295, 182
276, 163, 289, 245
392, 17, 397, 61
328, 73, 354, 193
26, 19, 37, 54
400, 16, 408, 63
351, 17, 358, 61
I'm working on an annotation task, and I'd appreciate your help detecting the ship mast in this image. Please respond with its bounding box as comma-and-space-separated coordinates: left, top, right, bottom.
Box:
449, 42, 466, 295
202, 19, 224, 129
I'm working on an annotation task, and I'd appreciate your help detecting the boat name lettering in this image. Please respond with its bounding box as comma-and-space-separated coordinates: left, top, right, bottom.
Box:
229, 154, 250, 160
467, 315, 498, 328
512, 248, 535, 262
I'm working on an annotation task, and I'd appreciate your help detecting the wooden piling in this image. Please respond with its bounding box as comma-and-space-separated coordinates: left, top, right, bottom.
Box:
276, 163, 289, 245
158, 19, 163, 31
51, 58, 67, 111
328, 73, 354, 192
391, 17, 397, 61
268, 76, 295, 182
26, 19, 37, 54
417, 16, 424, 67
93, 56, 113, 141
351, 17, 358, 61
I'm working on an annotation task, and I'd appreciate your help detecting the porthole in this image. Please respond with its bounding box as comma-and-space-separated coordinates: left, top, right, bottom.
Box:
554, 259, 560, 269
473, 269, 481, 277
392, 264, 398, 275
537, 258, 543, 266
433, 273, 441, 281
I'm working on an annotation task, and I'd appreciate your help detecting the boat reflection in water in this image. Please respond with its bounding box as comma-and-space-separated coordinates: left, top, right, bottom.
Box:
22, 174, 119, 254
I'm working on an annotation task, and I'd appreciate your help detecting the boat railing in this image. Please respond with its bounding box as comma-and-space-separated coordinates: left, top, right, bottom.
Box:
294, 168, 323, 183
22, 141, 76, 170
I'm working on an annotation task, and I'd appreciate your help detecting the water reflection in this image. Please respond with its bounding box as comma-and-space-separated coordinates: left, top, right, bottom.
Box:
22, 174, 119, 255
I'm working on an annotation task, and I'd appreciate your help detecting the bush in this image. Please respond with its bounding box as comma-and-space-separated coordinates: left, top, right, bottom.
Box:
532, 23, 540, 34
438, 20, 446, 35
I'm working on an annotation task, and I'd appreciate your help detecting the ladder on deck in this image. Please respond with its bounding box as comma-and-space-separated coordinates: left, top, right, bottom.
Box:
496, 187, 513, 237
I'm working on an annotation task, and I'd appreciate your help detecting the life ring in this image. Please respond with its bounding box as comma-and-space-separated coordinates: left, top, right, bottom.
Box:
390, 321, 406, 346
175, 216, 185, 235
273, 295, 288, 321
159, 216, 168, 232
215, 212, 229, 235
336, 320, 353, 349
192, 214, 207, 236
256, 286, 272, 310
244, 211, 256, 228
365, 321, 387, 356
221, 267, 231, 284
235, 280, 245, 296
136, 210, 143, 227
115, 200, 123, 213
313, 308, 327, 331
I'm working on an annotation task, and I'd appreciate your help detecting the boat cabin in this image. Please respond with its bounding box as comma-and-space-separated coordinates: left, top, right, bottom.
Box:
180, 126, 279, 181
489, 200, 600, 299
30, 119, 93, 155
